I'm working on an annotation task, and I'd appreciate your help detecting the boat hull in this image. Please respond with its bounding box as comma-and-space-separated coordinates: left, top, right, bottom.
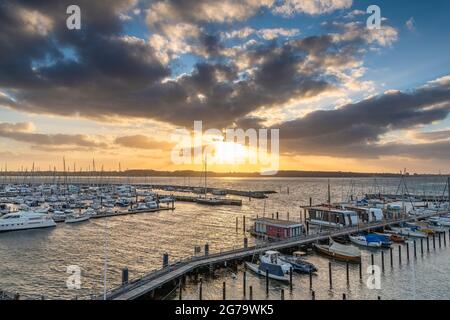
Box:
245, 262, 289, 282
314, 244, 361, 263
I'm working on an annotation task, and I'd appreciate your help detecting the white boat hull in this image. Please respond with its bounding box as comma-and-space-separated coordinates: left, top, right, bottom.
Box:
245, 262, 289, 282
0, 219, 56, 232
65, 216, 90, 224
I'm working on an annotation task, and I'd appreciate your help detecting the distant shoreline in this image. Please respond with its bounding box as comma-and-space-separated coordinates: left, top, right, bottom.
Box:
1, 170, 448, 178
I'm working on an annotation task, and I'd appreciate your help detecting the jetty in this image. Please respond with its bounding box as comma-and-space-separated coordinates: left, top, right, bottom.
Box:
103, 210, 443, 300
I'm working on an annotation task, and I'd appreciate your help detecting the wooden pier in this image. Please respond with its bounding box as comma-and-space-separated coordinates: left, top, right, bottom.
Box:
103, 211, 443, 300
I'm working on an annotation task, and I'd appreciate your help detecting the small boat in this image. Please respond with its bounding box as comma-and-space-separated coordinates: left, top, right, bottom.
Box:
429, 217, 450, 227
279, 254, 318, 274
259, 251, 292, 274
196, 197, 225, 205
245, 262, 289, 282
367, 233, 392, 248
375, 232, 405, 243
349, 235, 382, 248
405, 222, 436, 235
65, 214, 90, 224
386, 227, 428, 238
314, 239, 361, 263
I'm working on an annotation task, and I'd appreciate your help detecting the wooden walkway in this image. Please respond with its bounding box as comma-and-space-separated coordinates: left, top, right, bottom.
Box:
105, 211, 442, 300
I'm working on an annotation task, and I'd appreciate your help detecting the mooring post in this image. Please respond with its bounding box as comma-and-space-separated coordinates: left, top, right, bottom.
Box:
223, 282, 226, 300
343, 293, 346, 300
381, 251, 385, 272
121, 267, 129, 285
427, 236, 430, 252
236, 217, 238, 232
309, 197, 312, 207
243, 215, 246, 233
287, 211, 290, 221
433, 234, 436, 250
289, 267, 293, 292
205, 243, 209, 256
371, 254, 374, 273
390, 247, 393, 267
406, 242, 410, 261
309, 270, 313, 290
249, 286, 253, 300
439, 232, 442, 248
359, 260, 362, 280
311, 290, 315, 300
413, 240, 417, 258
276, 212, 279, 220
346, 262, 350, 285
179, 279, 182, 300
328, 262, 333, 289
163, 253, 169, 268
244, 237, 248, 249
444, 231, 447, 246
281, 289, 285, 300
399, 245, 402, 264
266, 269, 269, 297
243, 271, 247, 299
199, 278, 203, 300
421, 238, 424, 255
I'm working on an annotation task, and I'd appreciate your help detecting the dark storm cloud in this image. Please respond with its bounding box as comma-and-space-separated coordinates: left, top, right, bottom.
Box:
0, 1, 366, 128
279, 80, 450, 158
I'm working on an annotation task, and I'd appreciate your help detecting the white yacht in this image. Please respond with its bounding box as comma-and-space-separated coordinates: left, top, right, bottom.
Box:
0, 211, 56, 232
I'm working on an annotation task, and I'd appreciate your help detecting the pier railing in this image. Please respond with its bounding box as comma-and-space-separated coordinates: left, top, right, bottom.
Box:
100, 210, 443, 300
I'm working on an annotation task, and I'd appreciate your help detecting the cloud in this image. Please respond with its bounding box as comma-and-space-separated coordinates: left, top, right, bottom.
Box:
414, 129, 450, 141
0, 122, 107, 148
273, 0, 353, 17
115, 135, 174, 150
278, 76, 450, 159
406, 17, 416, 31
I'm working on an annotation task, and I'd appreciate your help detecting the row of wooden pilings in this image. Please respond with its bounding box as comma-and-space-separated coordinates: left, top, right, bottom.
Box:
175, 230, 448, 300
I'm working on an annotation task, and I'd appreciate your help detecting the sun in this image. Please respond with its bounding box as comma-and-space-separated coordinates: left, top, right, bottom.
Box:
211, 141, 250, 165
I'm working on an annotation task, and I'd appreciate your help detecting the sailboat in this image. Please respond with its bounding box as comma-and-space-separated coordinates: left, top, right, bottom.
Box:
314, 238, 361, 263
196, 152, 226, 206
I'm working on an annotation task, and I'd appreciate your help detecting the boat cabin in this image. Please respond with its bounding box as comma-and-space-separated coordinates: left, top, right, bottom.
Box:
340, 205, 384, 223
252, 218, 304, 240
306, 206, 359, 228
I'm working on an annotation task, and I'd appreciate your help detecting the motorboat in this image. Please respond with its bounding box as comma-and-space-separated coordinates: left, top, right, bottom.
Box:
146, 201, 158, 209
245, 256, 290, 282
196, 197, 225, 205
0, 211, 56, 232
259, 251, 292, 274
314, 239, 361, 263
429, 216, 450, 227
279, 253, 318, 274
367, 233, 392, 247
349, 235, 382, 248
65, 214, 90, 224
374, 232, 405, 243
386, 227, 428, 238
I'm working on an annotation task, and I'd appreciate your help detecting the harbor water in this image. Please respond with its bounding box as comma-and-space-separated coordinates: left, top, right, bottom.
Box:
0, 177, 449, 299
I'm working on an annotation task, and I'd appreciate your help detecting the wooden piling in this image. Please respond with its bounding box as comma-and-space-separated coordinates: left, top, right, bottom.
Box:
163, 253, 169, 268
427, 236, 430, 252
249, 286, 253, 300
421, 238, 424, 255
281, 289, 285, 300
243, 215, 246, 233
289, 267, 293, 292
266, 269, 269, 297
438, 232, 442, 248
329, 262, 333, 289
390, 247, 393, 267
346, 262, 350, 285
381, 251, 385, 272
311, 290, 315, 300
399, 245, 402, 264
199, 278, 203, 300
406, 242, 410, 261
359, 261, 362, 280
413, 240, 417, 258
433, 234, 436, 250
444, 231, 447, 246
222, 282, 226, 300
371, 254, 374, 274
309, 270, 313, 290
243, 271, 246, 299
343, 293, 346, 300
121, 267, 129, 285
236, 217, 238, 232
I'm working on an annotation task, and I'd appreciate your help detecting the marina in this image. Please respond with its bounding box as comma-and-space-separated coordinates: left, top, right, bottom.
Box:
1, 176, 449, 300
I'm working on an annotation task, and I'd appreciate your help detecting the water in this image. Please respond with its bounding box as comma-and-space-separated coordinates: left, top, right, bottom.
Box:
0, 177, 448, 299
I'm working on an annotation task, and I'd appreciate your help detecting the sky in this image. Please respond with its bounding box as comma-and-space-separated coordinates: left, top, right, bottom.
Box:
0, 0, 450, 174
